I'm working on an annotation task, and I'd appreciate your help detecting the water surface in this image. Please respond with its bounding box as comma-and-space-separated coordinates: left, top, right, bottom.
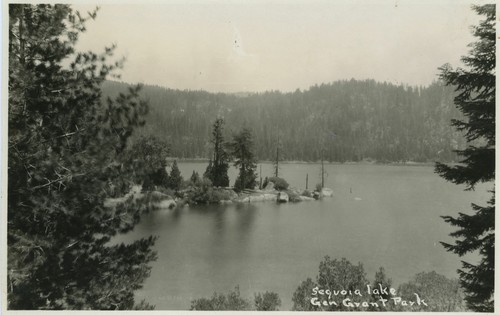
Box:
116, 162, 491, 310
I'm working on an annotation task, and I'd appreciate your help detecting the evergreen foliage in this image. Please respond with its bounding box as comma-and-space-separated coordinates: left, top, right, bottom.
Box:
397, 271, 466, 312
206, 118, 230, 187
103, 79, 465, 163
265, 177, 289, 191
126, 135, 169, 192
316, 257, 368, 310
203, 159, 213, 179
291, 278, 317, 311
168, 160, 182, 191
292, 256, 368, 311
185, 178, 231, 205
190, 286, 251, 310
434, 4, 495, 312
190, 170, 201, 185
368, 267, 393, 311
292, 257, 465, 312
254, 291, 281, 311
190, 286, 281, 311
8, 4, 156, 309
229, 128, 257, 191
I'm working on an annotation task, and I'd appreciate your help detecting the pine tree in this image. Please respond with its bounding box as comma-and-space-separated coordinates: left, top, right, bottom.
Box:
168, 160, 183, 191
435, 4, 495, 312
8, 4, 156, 309
190, 170, 201, 185
203, 159, 213, 180
229, 128, 257, 191
207, 118, 229, 187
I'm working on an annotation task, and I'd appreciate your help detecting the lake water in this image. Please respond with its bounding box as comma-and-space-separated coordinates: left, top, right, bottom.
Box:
115, 162, 491, 310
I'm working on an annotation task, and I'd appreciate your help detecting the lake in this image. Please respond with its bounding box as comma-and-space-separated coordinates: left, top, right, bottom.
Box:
115, 162, 492, 310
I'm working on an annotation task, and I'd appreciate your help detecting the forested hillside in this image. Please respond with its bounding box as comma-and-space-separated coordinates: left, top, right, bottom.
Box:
102, 79, 465, 162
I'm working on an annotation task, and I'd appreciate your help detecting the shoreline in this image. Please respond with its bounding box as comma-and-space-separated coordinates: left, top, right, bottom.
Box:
167, 158, 441, 167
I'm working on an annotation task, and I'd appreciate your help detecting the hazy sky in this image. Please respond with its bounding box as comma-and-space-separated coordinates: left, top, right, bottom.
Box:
73, 0, 482, 93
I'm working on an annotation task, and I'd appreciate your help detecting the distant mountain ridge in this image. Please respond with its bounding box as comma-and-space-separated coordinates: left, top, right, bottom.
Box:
102, 79, 465, 163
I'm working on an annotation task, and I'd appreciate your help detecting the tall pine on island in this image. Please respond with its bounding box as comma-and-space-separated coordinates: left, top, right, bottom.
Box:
435, 4, 495, 312
230, 128, 258, 191
206, 118, 230, 187
8, 4, 157, 309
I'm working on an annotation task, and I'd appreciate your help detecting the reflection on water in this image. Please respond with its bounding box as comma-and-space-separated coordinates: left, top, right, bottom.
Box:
115, 163, 491, 310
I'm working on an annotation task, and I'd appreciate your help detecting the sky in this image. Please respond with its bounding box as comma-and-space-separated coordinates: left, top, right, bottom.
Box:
73, 0, 483, 93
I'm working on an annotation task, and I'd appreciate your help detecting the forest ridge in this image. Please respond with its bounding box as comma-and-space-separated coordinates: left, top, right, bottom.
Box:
102, 79, 465, 163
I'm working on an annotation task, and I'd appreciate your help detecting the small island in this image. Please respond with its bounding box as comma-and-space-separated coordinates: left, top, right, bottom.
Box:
104, 118, 334, 210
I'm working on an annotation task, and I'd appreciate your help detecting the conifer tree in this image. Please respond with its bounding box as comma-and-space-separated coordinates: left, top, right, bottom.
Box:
229, 128, 257, 191
207, 118, 229, 187
168, 160, 182, 191
190, 170, 201, 185
203, 159, 213, 180
435, 4, 495, 312
8, 4, 156, 309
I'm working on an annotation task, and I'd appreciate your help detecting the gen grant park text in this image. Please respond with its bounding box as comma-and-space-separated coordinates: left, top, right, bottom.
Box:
310, 284, 428, 309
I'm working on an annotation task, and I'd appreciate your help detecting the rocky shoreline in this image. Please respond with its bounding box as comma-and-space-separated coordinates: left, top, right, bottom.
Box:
156, 186, 333, 209
105, 184, 333, 210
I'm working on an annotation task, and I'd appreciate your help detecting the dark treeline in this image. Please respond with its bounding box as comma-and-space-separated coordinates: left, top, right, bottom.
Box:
103, 79, 465, 163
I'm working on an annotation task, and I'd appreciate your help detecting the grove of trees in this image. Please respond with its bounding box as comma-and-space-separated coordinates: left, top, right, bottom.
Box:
190, 286, 281, 311
291, 256, 466, 312
102, 79, 465, 163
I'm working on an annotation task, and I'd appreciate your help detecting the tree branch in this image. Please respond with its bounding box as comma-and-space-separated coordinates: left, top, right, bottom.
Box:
29, 173, 85, 191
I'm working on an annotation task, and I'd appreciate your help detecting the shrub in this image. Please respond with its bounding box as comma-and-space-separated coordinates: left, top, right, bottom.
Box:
254, 291, 281, 311
292, 278, 317, 311
190, 171, 201, 185
190, 286, 251, 310
234, 171, 257, 192
301, 190, 312, 198
186, 178, 213, 204
155, 186, 175, 197
180, 179, 191, 190
190, 286, 281, 311
267, 177, 289, 191
315, 183, 323, 192
292, 256, 368, 311
211, 188, 232, 202
397, 271, 466, 312
286, 189, 301, 202
292, 257, 466, 312
186, 179, 231, 204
